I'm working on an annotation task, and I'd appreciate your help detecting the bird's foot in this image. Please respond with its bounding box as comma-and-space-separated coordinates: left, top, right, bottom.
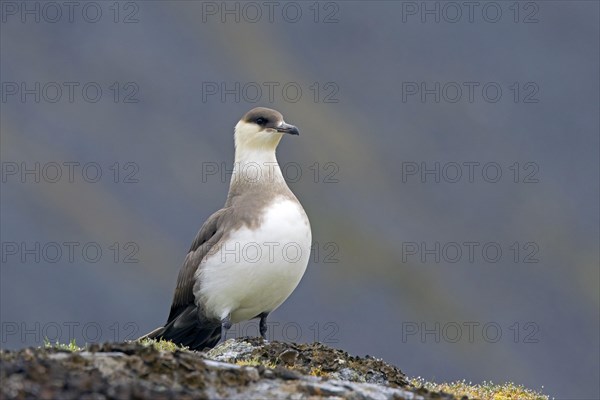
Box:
220, 315, 232, 343
259, 312, 269, 340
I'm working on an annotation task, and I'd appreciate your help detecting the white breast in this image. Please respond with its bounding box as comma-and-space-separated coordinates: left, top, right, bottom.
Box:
195, 197, 312, 323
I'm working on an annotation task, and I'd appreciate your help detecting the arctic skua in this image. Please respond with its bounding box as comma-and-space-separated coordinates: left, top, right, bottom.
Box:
142, 107, 311, 350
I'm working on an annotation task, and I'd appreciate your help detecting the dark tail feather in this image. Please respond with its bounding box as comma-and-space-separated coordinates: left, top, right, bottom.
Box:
138, 306, 221, 351
138, 326, 165, 341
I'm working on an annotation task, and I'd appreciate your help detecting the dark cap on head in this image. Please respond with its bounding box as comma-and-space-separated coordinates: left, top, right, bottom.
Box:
242, 107, 299, 135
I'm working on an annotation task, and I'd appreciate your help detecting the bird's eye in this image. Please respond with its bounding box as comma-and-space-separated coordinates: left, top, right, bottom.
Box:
256, 117, 267, 126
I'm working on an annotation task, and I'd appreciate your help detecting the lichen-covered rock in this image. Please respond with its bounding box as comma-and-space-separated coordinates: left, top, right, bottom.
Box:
207, 337, 409, 387
1, 338, 457, 400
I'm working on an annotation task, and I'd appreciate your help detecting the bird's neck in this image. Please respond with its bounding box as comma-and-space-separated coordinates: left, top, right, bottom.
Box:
230, 147, 285, 188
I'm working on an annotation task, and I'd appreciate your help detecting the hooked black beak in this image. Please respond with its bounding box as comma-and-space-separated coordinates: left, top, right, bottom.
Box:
276, 122, 300, 136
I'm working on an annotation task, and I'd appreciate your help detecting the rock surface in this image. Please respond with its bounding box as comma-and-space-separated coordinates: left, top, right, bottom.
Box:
1, 338, 458, 399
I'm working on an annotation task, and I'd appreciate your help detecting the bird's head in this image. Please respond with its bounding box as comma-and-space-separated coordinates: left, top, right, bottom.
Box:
234, 107, 299, 152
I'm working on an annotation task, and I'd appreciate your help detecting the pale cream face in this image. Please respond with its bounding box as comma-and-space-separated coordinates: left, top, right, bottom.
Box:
234, 120, 284, 152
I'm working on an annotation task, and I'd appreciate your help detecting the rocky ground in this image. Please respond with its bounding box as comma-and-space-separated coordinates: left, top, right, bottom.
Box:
0, 337, 459, 399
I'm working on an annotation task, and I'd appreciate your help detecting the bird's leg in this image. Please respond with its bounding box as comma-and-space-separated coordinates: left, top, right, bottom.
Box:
259, 312, 269, 340
220, 315, 232, 342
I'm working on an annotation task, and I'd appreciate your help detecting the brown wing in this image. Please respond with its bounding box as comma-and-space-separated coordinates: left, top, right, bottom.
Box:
166, 207, 230, 323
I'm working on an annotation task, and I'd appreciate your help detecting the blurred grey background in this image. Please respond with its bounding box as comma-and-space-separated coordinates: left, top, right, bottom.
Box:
1, 1, 598, 399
